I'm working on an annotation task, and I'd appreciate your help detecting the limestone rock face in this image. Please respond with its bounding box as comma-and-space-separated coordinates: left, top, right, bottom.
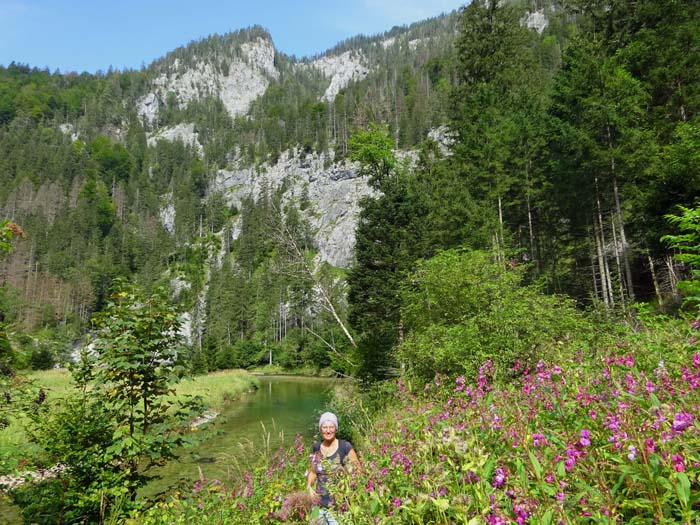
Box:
306, 51, 369, 102
147, 123, 203, 154
523, 10, 549, 34
212, 150, 375, 268
137, 37, 278, 125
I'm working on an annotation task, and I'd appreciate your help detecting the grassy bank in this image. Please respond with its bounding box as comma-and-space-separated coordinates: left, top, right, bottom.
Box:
0, 369, 259, 476
174, 369, 260, 412
135, 316, 700, 524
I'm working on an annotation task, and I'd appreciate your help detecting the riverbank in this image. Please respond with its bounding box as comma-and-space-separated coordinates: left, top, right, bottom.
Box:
249, 364, 340, 378
0, 369, 259, 481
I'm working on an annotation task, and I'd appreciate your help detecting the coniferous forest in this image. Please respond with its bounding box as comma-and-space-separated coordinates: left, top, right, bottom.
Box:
1, 0, 700, 523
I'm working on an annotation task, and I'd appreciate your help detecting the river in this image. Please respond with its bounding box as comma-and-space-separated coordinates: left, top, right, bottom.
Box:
0, 375, 335, 524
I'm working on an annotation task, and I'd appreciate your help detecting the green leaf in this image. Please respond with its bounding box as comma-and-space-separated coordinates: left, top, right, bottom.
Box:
540, 509, 554, 525
676, 472, 690, 507
528, 450, 543, 479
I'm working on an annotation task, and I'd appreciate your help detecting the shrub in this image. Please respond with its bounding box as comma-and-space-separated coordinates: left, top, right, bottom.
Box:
397, 249, 591, 383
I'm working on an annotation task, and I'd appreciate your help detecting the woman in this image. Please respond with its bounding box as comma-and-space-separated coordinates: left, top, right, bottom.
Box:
306, 412, 362, 524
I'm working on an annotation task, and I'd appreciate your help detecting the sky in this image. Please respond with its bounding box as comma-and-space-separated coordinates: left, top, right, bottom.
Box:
0, 0, 467, 74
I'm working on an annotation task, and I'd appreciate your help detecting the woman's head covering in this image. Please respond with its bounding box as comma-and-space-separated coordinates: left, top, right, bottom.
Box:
318, 411, 338, 431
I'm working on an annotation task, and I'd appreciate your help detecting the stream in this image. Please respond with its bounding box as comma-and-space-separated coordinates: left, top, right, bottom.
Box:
0, 375, 335, 524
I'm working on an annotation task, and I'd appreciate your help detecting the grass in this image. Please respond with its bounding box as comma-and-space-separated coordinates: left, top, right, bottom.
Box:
0, 368, 259, 475
175, 369, 260, 411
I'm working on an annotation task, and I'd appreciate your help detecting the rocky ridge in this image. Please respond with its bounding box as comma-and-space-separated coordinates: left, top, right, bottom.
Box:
212, 149, 375, 268
137, 37, 278, 124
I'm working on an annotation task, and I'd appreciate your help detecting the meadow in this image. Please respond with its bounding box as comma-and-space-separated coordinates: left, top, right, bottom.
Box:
135, 315, 700, 524
0, 369, 259, 476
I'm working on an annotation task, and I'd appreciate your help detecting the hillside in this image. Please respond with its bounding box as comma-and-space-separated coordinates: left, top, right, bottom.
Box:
0, 0, 698, 376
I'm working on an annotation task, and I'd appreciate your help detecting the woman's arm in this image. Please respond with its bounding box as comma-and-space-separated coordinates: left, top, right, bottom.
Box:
306, 469, 317, 491
306, 464, 319, 503
347, 448, 364, 473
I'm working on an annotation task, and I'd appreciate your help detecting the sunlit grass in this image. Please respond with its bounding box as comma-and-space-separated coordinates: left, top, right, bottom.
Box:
175, 369, 259, 411
26, 368, 72, 398
0, 368, 259, 475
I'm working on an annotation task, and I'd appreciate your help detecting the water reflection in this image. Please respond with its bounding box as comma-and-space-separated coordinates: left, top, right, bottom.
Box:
143, 376, 334, 496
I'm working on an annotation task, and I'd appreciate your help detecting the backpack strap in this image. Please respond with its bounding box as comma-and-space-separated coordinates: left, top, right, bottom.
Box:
338, 440, 353, 465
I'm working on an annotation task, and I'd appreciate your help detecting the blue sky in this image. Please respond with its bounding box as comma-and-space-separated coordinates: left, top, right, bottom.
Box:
0, 0, 467, 74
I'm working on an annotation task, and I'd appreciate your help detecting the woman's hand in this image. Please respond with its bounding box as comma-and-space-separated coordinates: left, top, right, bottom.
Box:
307, 485, 321, 504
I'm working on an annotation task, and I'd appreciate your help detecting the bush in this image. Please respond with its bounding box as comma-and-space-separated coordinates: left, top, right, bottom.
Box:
397, 249, 592, 383
29, 345, 55, 370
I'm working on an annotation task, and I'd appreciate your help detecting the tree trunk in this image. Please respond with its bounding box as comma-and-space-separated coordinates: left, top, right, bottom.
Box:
594, 219, 610, 307
607, 125, 634, 302
611, 212, 626, 310
594, 178, 612, 307
647, 251, 663, 306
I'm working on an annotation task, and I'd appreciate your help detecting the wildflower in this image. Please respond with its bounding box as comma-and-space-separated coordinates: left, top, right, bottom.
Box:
579, 429, 591, 447
532, 433, 547, 447
627, 445, 637, 461
691, 319, 699, 330
493, 468, 507, 488
671, 453, 686, 472
645, 438, 656, 453
672, 412, 694, 433
391, 497, 402, 508
465, 470, 481, 484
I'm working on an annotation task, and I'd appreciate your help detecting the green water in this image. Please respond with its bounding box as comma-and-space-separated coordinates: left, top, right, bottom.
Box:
0, 375, 334, 523
144, 375, 334, 494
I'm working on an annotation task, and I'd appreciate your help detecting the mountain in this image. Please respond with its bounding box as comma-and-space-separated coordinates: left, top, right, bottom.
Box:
3, 0, 696, 377
0, 8, 471, 369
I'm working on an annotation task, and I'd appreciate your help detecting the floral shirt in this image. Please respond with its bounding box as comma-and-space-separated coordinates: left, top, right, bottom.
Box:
310, 439, 353, 508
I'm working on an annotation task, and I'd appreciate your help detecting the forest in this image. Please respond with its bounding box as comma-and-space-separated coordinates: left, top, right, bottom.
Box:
1, 0, 700, 523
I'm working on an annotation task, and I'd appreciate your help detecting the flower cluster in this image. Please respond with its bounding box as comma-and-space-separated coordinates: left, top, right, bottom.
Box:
136, 318, 700, 524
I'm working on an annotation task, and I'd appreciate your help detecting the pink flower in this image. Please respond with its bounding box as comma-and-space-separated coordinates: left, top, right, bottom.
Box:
533, 433, 547, 447
672, 453, 686, 472
579, 429, 591, 447
672, 412, 694, 433
493, 468, 507, 488
645, 438, 656, 453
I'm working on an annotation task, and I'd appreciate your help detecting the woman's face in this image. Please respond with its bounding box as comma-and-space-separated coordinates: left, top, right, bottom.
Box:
320, 422, 337, 441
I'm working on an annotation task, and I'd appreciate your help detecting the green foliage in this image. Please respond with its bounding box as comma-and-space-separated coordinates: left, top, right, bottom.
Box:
11, 280, 203, 524
129, 313, 700, 524
662, 206, 700, 308
348, 123, 396, 189
397, 249, 590, 383
28, 344, 55, 370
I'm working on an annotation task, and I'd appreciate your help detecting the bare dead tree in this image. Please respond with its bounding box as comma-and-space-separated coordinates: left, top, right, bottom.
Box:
268, 201, 357, 351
